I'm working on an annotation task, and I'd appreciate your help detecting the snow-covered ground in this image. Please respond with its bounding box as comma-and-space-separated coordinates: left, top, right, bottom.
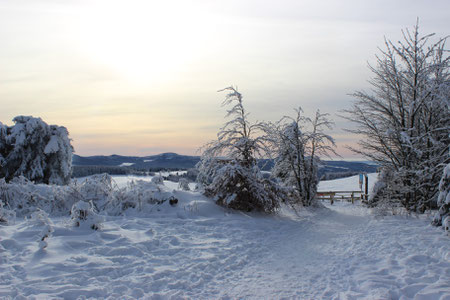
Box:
318, 172, 378, 192
77, 171, 190, 189
1, 174, 449, 299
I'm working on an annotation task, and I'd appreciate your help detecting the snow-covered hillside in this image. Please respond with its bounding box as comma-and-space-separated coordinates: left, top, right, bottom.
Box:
1, 174, 449, 299
318, 172, 378, 192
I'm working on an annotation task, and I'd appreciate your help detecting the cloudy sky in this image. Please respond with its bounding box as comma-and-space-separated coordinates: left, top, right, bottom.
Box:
1, 0, 449, 158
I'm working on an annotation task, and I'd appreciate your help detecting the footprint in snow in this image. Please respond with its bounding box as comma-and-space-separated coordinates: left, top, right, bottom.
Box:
99, 232, 121, 241
68, 256, 88, 263
145, 228, 155, 236
0, 239, 22, 251
169, 236, 180, 246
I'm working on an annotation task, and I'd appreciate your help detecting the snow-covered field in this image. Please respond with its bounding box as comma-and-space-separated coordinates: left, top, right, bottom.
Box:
76, 171, 192, 191
318, 172, 378, 193
1, 174, 449, 299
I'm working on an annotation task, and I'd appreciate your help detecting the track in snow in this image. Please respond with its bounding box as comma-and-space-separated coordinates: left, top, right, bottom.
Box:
0, 189, 449, 299
0, 175, 450, 300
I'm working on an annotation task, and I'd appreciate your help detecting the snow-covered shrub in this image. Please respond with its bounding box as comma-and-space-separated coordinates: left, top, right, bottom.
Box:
204, 161, 280, 212
369, 169, 397, 205
178, 178, 190, 191
432, 163, 450, 233
197, 87, 281, 213
0, 176, 78, 217
443, 216, 450, 235
1, 176, 51, 216
0, 172, 182, 218
99, 179, 178, 214
0, 116, 73, 185
151, 175, 164, 185
0, 202, 15, 225
30, 209, 54, 249
74, 174, 171, 215
368, 169, 406, 215
186, 168, 199, 181
71, 201, 103, 230
77, 174, 114, 210
116, 180, 159, 212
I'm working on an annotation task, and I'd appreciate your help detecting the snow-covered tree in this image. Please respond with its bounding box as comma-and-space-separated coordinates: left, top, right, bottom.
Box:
344, 22, 450, 212
267, 108, 337, 206
0, 116, 73, 185
432, 163, 450, 233
197, 86, 281, 213
0, 122, 8, 171
44, 125, 73, 185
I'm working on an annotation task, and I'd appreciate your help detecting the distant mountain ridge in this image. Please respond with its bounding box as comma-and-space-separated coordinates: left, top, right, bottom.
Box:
72, 152, 200, 170
72, 152, 378, 176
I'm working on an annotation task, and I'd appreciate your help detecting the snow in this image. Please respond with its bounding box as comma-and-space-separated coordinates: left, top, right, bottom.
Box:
118, 162, 135, 167
80, 174, 195, 190
318, 173, 378, 192
1, 174, 449, 299
44, 135, 59, 154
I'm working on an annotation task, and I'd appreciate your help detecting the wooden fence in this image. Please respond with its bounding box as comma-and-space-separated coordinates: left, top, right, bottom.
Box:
316, 191, 368, 204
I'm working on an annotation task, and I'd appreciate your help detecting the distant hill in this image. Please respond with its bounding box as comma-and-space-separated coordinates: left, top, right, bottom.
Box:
72, 152, 200, 170
72, 153, 378, 179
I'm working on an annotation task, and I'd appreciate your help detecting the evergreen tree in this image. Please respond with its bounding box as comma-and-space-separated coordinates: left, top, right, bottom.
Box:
0, 116, 73, 185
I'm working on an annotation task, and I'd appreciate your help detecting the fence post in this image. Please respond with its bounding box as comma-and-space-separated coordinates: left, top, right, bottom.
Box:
364, 174, 369, 201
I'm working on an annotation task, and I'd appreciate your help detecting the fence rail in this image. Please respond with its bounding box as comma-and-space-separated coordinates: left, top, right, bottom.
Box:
316, 191, 368, 204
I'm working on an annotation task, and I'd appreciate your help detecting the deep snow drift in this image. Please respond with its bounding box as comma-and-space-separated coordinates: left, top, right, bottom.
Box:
0, 174, 449, 299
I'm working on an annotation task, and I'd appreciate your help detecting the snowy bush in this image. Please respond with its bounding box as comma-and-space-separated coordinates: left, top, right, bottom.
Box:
0, 201, 15, 225
0, 176, 78, 217
178, 178, 191, 191
443, 216, 450, 235
368, 169, 407, 215
78, 176, 176, 215
197, 87, 281, 213
0, 174, 110, 217
0, 172, 182, 218
204, 161, 281, 212
71, 201, 103, 230
108, 179, 167, 213
77, 174, 115, 210
151, 175, 164, 185
432, 163, 450, 233
87, 176, 178, 215
344, 23, 449, 213
0, 116, 73, 185
30, 209, 54, 249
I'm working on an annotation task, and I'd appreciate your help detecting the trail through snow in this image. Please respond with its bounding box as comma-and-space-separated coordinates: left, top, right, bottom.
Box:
0, 175, 449, 299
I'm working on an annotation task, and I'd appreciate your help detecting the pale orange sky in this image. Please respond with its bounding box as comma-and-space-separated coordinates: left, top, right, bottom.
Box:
1, 0, 449, 159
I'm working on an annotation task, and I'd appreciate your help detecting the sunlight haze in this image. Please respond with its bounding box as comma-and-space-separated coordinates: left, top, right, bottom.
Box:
1, 0, 449, 158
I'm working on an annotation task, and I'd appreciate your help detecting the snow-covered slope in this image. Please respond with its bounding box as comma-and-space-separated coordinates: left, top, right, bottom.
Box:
1, 175, 449, 299
318, 172, 378, 192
